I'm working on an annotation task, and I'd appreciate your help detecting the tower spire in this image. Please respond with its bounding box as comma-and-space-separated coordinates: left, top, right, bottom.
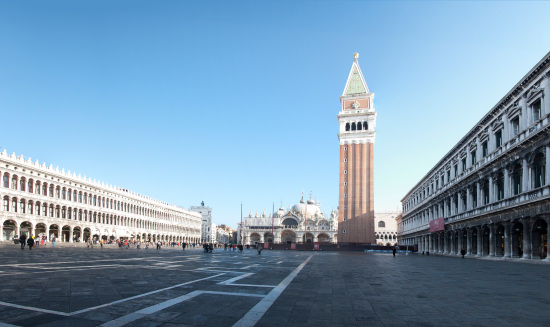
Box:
343, 53, 369, 96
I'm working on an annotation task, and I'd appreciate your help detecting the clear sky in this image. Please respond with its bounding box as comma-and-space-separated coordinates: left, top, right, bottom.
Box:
1, 1, 549, 228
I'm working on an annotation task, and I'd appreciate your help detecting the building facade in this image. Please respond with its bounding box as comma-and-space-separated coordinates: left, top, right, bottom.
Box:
398, 52, 550, 260
241, 197, 338, 245
374, 212, 399, 246
337, 53, 377, 244
189, 202, 213, 243
0, 149, 202, 243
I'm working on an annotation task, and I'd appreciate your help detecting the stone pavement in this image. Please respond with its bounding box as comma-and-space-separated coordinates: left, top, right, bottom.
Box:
0, 243, 548, 326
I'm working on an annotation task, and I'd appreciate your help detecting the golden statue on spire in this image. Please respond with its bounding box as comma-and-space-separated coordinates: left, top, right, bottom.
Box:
354, 52, 359, 59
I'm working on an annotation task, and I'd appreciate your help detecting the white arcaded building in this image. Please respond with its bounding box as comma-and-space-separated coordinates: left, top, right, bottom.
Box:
0, 149, 202, 243
241, 197, 338, 245
398, 52, 550, 260
374, 212, 399, 246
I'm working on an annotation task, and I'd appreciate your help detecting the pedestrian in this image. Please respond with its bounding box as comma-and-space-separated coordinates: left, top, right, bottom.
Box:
392, 247, 397, 257
20, 234, 27, 250
41, 236, 45, 246
51, 236, 56, 247
27, 236, 35, 250
182, 242, 186, 250
461, 248, 466, 259
257, 245, 263, 255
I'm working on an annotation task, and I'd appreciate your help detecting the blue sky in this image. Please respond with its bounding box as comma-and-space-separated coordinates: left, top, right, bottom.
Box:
1, 1, 549, 227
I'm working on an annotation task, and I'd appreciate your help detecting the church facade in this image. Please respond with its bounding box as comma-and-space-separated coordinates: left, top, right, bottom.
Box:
337, 53, 377, 244
240, 197, 338, 245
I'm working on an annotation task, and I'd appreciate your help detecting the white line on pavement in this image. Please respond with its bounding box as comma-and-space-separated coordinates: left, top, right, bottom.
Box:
218, 273, 276, 288
100, 290, 265, 327
232, 255, 313, 327
70, 273, 225, 315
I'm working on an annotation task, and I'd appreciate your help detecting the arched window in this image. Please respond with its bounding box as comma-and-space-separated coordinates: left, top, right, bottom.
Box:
3, 174, 9, 188
378, 221, 385, 228
345, 123, 350, 131
357, 122, 362, 130
363, 122, 368, 130
351, 122, 356, 131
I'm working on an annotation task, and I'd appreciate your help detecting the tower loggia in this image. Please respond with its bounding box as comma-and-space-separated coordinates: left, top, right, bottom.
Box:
337, 53, 377, 244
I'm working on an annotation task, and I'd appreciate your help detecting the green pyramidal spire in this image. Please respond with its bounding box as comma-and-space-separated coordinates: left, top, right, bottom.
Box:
343, 53, 369, 96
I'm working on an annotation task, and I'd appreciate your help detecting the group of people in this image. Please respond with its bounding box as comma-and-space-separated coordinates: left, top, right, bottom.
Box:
17, 234, 57, 250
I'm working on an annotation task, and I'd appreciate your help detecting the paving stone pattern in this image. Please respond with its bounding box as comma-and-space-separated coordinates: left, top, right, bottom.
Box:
0, 243, 548, 326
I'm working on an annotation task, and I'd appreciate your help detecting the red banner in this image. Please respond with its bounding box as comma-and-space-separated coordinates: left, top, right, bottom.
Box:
429, 217, 445, 232
290, 243, 296, 250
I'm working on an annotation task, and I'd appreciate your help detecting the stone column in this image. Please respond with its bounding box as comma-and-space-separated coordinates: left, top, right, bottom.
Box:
546, 145, 550, 187
504, 169, 510, 199
466, 188, 471, 211
457, 231, 462, 255
489, 225, 495, 257
522, 219, 532, 259
476, 226, 482, 256
476, 182, 481, 208
428, 234, 433, 253
520, 158, 531, 193
488, 175, 494, 203
444, 232, 448, 254
503, 222, 511, 258
467, 230, 472, 255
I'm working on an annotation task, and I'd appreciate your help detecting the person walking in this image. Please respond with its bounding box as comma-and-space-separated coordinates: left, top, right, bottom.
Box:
19, 234, 27, 250
27, 236, 35, 250
392, 247, 397, 257
51, 236, 56, 247
461, 248, 466, 259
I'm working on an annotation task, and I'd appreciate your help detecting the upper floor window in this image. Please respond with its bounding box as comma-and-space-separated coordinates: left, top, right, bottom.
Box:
531, 99, 542, 121
378, 221, 385, 228
3, 175, 9, 188
470, 150, 476, 165
461, 158, 466, 172
454, 165, 458, 177
511, 117, 520, 136
482, 141, 488, 157
495, 130, 502, 148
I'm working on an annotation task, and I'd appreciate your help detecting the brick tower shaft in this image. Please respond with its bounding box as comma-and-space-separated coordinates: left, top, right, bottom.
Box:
337, 53, 377, 244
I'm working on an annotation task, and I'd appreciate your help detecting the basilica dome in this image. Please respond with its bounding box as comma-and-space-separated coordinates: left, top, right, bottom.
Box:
291, 197, 322, 218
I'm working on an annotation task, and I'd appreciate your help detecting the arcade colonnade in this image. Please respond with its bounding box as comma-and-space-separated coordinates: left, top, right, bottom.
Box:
402, 215, 550, 259
0, 150, 202, 243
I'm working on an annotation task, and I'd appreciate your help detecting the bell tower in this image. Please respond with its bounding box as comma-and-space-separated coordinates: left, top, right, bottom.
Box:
337, 53, 376, 244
